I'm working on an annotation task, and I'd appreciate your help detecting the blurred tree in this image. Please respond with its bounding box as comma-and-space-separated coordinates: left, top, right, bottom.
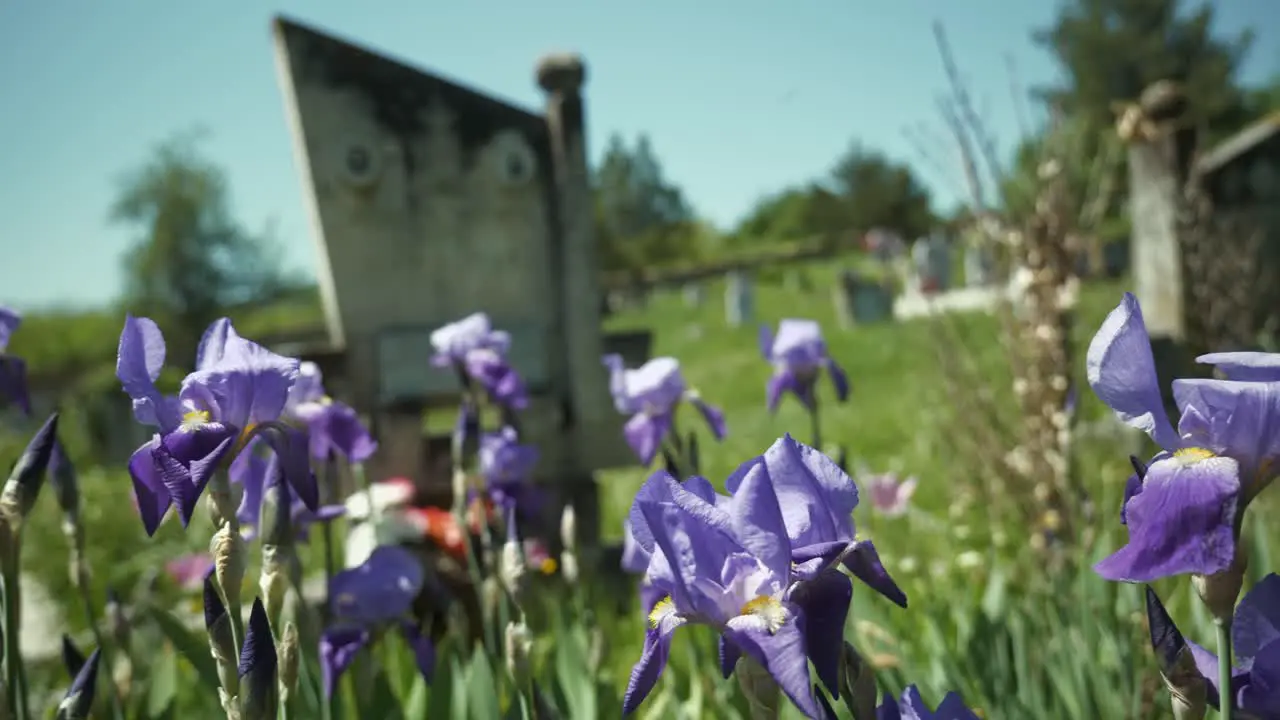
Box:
111, 131, 285, 361
1244, 71, 1280, 116
1033, 0, 1253, 141
731, 184, 848, 249
1000, 114, 1123, 221
593, 133, 700, 269
594, 197, 641, 273
828, 142, 935, 241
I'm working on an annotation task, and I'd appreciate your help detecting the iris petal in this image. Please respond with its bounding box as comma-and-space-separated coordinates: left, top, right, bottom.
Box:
1085, 293, 1180, 449
1096, 454, 1240, 582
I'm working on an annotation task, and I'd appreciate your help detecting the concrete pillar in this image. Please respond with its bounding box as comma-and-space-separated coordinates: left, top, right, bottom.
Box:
682, 282, 705, 308
1123, 80, 1200, 419
725, 270, 755, 327
537, 53, 603, 549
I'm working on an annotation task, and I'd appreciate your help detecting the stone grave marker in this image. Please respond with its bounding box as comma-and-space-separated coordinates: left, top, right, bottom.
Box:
272, 16, 634, 543
963, 243, 995, 288
926, 232, 953, 292
682, 281, 705, 308
724, 269, 755, 327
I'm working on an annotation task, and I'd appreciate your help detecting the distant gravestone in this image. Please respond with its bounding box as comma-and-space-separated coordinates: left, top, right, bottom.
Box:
909, 238, 930, 295
797, 269, 814, 293
963, 243, 995, 287
783, 268, 813, 294
835, 270, 894, 326
926, 233, 953, 292
682, 282, 705, 308
724, 270, 755, 327
833, 269, 856, 330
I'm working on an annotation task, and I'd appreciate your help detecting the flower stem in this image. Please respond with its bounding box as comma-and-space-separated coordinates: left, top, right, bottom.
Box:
450, 393, 498, 657
1, 542, 27, 720
351, 462, 373, 514
667, 413, 689, 478
73, 553, 124, 720
808, 399, 823, 452
737, 659, 781, 720
1216, 617, 1234, 720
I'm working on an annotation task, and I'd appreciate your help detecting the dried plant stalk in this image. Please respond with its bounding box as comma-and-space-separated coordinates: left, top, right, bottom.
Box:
914, 24, 1110, 563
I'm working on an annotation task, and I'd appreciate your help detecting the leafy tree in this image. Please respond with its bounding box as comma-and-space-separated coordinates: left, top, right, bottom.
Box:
1245, 71, 1280, 116
111, 131, 284, 360
828, 142, 935, 241
1033, 0, 1254, 141
1000, 114, 1123, 220
731, 185, 847, 249
593, 133, 699, 269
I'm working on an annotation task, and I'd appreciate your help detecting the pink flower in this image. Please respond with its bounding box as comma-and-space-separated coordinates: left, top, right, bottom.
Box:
165, 553, 214, 592
862, 472, 917, 518
522, 538, 558, 575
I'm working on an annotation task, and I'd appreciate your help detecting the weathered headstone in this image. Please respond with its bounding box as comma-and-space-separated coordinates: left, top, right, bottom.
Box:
910, 235, 953, 295
926, 232, 953, 292
963, 243, 995, 288
833, 269, 856, 330
865, 228, 905, 265
783, 268, 813, 294
909, 237, 929, 295
272, 17, 629, 540
783, 269, 797, 292
833, 269, 893, 327
682, 282, 705, 308
724, 270, 755, 327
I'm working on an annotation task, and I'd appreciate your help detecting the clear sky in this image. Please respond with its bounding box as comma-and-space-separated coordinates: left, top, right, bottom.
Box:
1, 1, 1276, 311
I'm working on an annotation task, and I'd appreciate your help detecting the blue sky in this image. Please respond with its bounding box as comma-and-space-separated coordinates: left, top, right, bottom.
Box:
1, 1, 1276, 311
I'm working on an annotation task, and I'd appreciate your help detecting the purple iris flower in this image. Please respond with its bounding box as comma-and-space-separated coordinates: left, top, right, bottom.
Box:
875, 685, 980, 719
0, 307, 30, 414
759, 319, 850, 412
233, 448, 345, 543
1147, 574, 1280, 715
733, 436, 906, 609
602, 354, 726, 467
621, 517, 660, 616
623, 465, 853, 719
56, 642, 102, 719
1087, 293, 1280, 583
430, 313, 528, 410
319, 546, 435, 698
0, 306, 30, 414
478, 426, 541, 516
117, 316, 316, 535
621, 517, 651, 575
240, 597, 278, 717
285, 361, 378, 462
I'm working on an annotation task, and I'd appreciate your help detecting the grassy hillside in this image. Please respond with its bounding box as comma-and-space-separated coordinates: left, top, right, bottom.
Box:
596, 265, 1132, 536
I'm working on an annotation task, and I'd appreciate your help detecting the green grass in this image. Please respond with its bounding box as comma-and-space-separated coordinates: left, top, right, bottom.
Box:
596, 261, 1124, 535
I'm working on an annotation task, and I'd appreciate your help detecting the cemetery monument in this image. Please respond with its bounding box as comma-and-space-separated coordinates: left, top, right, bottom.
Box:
271, 16, 633, 542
